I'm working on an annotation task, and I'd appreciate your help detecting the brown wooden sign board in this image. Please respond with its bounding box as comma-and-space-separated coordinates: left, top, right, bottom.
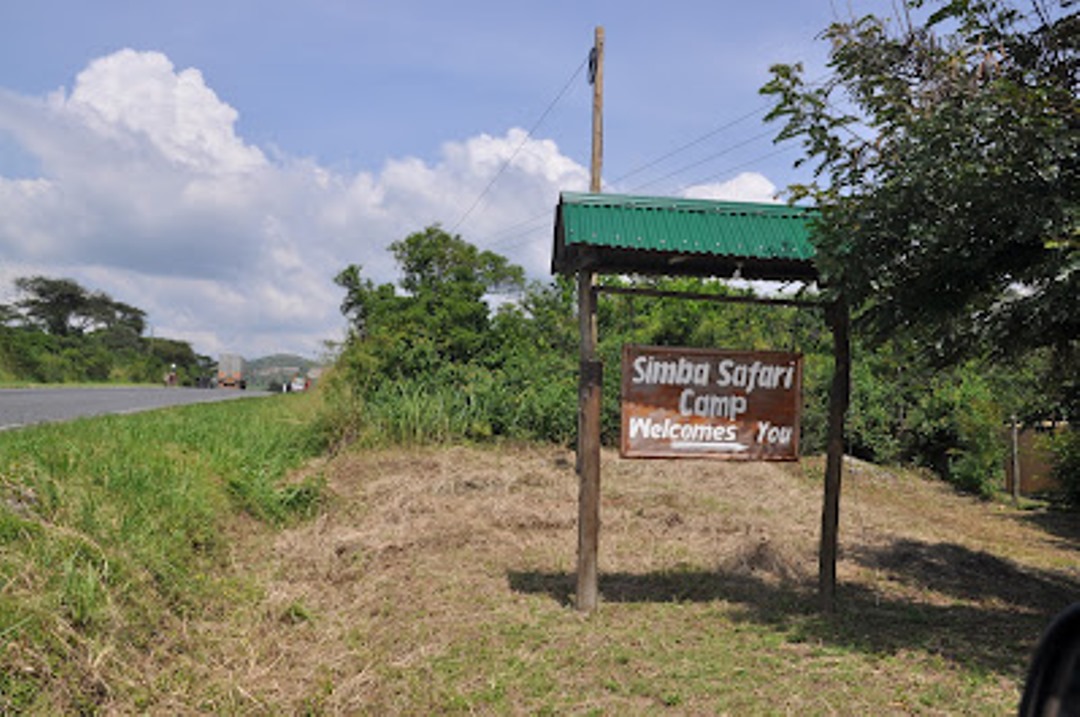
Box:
621, 345, 802, 460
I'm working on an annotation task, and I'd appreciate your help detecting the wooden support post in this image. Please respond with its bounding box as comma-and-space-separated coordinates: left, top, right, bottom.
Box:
820, 296, 850, 614
576, 271, 601, 612
575, 25, 604, 613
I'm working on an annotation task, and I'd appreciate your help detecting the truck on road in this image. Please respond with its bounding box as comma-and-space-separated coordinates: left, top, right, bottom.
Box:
217, 354, 246, 389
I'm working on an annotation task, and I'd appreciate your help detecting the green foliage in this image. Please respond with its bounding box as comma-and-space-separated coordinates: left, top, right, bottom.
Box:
761, 0, 1077, 412
760, 0, 1075, 495
227, 470, 325, 526
904, 366, 1005, 496
323, 348, 578, 448
847, 352, 904, 463
0, 276, 209, 386
335, 225, 526, 372
391, 224, 525, 297
9, 275, 146, 337
329, 225, 571, 446
1049, 427, 1080, 507
328, 224, 1067, 499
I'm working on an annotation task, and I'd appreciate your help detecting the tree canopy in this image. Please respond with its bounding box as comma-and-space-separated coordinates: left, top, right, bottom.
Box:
0, 275, 205, 385
9, 275, 147, 338
761, 0, 1077, 373
334, 225, 526, 372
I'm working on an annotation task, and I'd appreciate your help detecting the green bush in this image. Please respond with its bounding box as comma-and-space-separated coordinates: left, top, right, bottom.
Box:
323, 229, 1073, 505
906, 367, 1004, 497
847, 356, 903, 463
1049, 427, 1080, 507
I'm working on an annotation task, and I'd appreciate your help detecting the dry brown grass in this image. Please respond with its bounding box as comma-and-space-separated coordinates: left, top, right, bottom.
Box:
122, 445, 1079, 714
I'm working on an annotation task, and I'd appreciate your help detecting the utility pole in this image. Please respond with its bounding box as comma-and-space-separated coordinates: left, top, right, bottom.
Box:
589, 26, 604, 194
576, 25, 604, 613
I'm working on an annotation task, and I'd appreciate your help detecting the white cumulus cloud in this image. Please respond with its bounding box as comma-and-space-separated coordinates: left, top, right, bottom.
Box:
0, 49, 790, 359
0, 49, 596, 358
61, 49, 266, 174
681, 172, 780, 203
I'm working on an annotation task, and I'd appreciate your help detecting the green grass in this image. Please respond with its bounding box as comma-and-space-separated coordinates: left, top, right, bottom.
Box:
135, 443, 1050, 715
385, 595, 1005, 714
0, 392, 327, 714
0, 397, 1071, 713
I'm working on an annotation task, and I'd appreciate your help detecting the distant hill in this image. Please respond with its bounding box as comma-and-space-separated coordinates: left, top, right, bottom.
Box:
245, 353, 324, 390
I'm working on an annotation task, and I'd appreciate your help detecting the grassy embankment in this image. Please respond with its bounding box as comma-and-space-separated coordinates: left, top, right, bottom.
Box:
2, 392, 1078, 713
0, 393, 325, 713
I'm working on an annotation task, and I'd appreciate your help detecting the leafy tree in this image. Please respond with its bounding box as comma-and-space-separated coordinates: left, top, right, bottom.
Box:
0, 275, 202, 385
1050, 429, 1080, 506
761, 0, 1076, 495
761, 0, 1077, 376
904, 362, 1005, 495
335, 226, 525, 372
390, 225, 524, 297
14, 276, 89, 336
329, 229, 579, 445
502, 275, 577, 357
11, 275, 147, 338
88, 295, 146, 337
0, 303, 18, 327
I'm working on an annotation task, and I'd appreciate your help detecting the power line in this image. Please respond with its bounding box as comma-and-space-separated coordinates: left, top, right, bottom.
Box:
604, 71, 832, 191
673, 143, 800, 195
627, 126, 779, 193
608, 101, 773, 186
480, 112, 776, 249
487, 209, 554, 248
482, 139, 804, 255
473, 71, 835, 252
481, 133, 796, 253
449, 56, 588, 234
616, 75, 837, 194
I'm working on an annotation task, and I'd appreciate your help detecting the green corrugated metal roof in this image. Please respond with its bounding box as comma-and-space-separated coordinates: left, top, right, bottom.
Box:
552, 192, 819, 281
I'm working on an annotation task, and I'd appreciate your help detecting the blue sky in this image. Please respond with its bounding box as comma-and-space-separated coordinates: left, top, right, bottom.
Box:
0, 0, 896, 359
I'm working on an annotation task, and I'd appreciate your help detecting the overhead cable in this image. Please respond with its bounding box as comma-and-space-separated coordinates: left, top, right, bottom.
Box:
628, 126, 779, 193
609, 101, 773, 186
449, 56, 588, 234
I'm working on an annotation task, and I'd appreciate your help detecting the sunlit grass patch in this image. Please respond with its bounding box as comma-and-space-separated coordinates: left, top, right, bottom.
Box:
0, 393, 326, 713
0, 403, 1071, 713
198, 444, 1060, 714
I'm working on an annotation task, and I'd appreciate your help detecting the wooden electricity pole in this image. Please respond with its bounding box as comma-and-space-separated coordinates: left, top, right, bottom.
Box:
589, 27, 604, 193
576, 25, 604, 613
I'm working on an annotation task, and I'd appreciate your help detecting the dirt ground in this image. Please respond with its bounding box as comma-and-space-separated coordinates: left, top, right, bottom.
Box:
155, 445, 1079, 714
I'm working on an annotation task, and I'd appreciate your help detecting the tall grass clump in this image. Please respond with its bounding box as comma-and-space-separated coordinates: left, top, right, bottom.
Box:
317, 336, 580, 450
0, 393, 327, 713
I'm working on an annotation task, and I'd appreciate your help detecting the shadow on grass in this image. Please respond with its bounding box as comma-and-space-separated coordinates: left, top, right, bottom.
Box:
1013, 507, 1080, 554
851, 538, 1078, 608
508, 538, 1080, 678
507, 568, 808, 610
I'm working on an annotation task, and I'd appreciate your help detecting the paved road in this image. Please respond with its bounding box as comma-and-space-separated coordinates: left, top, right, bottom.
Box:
0, 387, 271, 431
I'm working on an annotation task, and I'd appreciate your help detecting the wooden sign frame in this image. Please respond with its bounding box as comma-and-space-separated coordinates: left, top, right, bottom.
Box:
555, 26, 851, 613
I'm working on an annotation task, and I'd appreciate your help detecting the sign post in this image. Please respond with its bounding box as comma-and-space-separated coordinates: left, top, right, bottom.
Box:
575, 25, 604, 613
